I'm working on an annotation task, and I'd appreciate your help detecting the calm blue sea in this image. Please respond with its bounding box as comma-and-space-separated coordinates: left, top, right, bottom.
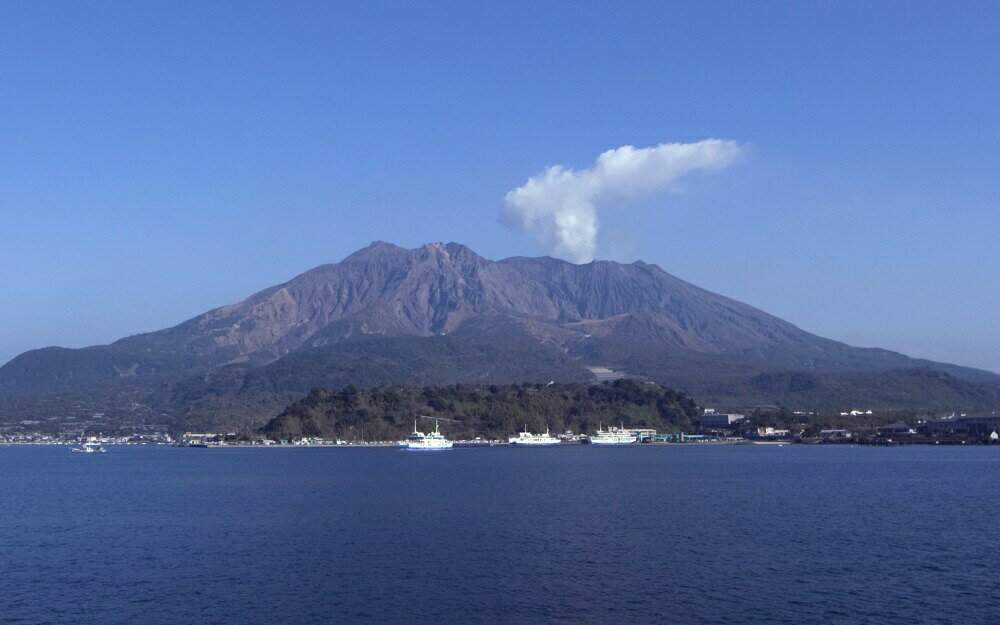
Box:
2, 444, 998, 625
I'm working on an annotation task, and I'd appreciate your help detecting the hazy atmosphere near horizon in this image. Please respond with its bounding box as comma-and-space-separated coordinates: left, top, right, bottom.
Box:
2, 0, 998, 373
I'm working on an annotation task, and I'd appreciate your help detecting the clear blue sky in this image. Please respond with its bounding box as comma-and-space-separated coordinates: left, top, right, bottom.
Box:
2, 1, 998, 372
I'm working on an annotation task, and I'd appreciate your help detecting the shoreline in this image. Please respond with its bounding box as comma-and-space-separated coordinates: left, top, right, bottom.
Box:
4, 440, 997, 449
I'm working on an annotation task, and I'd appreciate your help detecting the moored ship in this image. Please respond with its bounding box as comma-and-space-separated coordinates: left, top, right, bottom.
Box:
587, 425, 637, 445
508, 427, 561, 445
400, 420, 453, 450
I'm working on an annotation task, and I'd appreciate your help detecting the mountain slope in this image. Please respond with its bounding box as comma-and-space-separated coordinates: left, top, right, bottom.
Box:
2, 241, 998, 429
155, 318, 592, 432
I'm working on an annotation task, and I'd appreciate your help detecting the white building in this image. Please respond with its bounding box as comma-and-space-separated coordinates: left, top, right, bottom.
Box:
701, 413, 745, 428
757, 427, 790, 438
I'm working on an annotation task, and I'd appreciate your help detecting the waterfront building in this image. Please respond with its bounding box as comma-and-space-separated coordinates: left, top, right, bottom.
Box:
818, 429, 852, 439
623, 428, 658, 438
956, 412, 1000, 435
637, 432, 704, 443
877, 422, 917, 436
921, 415, 965, 434
756, 427, 790, 438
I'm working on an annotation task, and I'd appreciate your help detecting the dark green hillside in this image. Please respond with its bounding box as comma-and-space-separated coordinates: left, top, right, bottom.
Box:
260, 379, 700, 440
739, 368, 1000, 409
575, 339, 1000, 410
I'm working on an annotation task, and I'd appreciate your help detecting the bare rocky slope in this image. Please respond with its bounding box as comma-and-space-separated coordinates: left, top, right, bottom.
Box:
2, 241, 998, 430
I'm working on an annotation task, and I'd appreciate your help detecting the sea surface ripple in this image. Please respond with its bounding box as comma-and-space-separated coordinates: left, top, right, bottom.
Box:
2, 444, 999, 624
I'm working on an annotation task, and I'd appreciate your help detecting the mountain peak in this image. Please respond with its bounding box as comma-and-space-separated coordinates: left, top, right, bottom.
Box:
347, 240, 404, 256
419, 242, 450, 255
346, 241, 480, 260
417, 241, 481, 262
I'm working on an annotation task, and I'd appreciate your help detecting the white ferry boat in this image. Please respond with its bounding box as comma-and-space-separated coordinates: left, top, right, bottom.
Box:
508, 427, 561, 445
71, 442, 106, 453
400, 420, 453, 450
587, 425, 637, 445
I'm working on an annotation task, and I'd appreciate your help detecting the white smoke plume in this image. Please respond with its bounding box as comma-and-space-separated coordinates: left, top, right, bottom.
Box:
501, 140, 742, 262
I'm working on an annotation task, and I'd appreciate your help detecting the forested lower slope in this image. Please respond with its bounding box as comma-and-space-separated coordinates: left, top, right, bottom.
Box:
261, 379, 701, 440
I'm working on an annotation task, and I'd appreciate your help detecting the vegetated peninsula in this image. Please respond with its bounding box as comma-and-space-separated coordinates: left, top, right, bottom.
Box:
2, 241, 999, 433
261, 379, 701, 441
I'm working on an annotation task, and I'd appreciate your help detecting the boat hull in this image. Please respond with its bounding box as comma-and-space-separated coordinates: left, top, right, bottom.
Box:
509, 440, 561, 445
399, 441, 453, 450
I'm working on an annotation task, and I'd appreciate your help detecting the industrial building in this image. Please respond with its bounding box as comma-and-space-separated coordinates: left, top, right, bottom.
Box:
920, 413, 1000, 436
701, 412, 745, 428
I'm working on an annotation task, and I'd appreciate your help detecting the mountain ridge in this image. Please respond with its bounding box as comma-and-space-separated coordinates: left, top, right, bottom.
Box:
2, 241, 998, 429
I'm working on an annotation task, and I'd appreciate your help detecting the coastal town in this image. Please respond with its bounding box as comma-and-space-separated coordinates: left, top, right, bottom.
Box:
4, 408, 999, 448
